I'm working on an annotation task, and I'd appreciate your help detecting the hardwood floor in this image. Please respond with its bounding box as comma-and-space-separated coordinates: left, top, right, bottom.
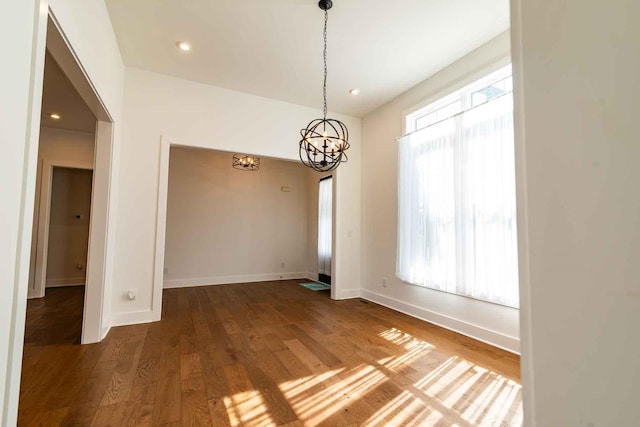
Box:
19, 281, 522, 426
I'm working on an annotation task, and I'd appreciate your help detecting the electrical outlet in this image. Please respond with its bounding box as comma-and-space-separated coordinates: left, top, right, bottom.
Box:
163, 267, 169, 274
280, 262, 285, 269
382, 277, 388, 288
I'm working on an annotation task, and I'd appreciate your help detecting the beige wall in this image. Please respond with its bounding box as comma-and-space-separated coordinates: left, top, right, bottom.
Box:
163, 147, 310, 287
29, 127, 95, 294
46, 167, 92, 286
360, 32, 519, 353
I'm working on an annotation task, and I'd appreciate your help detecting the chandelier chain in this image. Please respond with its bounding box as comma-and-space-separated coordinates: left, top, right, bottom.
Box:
298, 1, 349, 173
323, 9, 328, 120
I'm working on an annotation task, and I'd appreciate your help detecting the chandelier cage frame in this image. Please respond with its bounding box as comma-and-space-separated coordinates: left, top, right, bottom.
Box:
298, 0, 350, 172
232, 154, 261, 171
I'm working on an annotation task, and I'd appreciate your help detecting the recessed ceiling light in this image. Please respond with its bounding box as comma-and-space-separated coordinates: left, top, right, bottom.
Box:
349, 88, 360, 95
176, 41, 192, 51
50, 113, 61, 120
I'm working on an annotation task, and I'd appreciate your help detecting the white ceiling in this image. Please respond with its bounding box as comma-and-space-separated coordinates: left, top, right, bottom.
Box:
105, 0, 510, 117
41, 52, 96, 132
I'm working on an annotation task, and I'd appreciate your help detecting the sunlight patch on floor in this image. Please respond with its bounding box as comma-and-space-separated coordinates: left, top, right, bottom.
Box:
376, 327, 522, 427
378, 327, 436, 371
379, 327, 436, 352
412, 355, 523, 426
277, 368, 344, 402
279, 364, 387, 425
272, 326, 522, 426
362, 390, 446, 427
460, 374, 523, 426
223, 390, 275, 427
382, 342, 434, 372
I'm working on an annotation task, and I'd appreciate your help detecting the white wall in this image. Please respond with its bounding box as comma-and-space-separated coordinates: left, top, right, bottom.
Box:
112, 67, 361, 324
164, 148, 309, 287
1, 0, 123, 424
35, 127, 95, 163
360, 32, 520, 353
0, 1, 43, 424
48, 0, 124, 118
332, 149, 362, 300
48, 0, 125, 340
512, 0, 640, 425
29, 127, 95, 293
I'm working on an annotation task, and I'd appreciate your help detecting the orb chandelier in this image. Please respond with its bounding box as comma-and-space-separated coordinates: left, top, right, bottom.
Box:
299, 0, 350, 172
233, 154, 260, 171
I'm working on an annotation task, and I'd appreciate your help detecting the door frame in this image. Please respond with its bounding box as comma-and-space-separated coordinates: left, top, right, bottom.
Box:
152, 137, 343, 314
32, 160, 93, 298
43, 13, 115, 346
22, 8, 115, 346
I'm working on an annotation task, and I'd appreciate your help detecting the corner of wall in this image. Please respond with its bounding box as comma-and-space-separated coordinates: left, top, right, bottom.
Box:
101, 315, 111, 340
334, 288, 362, 300
110, 310, 158, 328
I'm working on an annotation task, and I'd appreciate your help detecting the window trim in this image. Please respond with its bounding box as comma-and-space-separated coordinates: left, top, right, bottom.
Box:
406, 64, 512, 134
401, 58, 512, 136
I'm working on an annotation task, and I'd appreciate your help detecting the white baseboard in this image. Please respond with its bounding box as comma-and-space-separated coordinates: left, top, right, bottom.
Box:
46, 277, 85, 287
163, 272, 308, 289
306, 272, 319, 281
101, 316, 111, 339
110, 310, 160, 327
360, 289, 520, 354
335, 288, 362, 300
27, 288, 44, 299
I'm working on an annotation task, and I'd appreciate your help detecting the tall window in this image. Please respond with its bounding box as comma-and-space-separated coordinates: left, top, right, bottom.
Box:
397, 65, 519, 307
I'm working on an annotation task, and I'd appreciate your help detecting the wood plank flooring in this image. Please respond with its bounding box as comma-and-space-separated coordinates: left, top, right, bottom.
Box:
19, 281, 522, 426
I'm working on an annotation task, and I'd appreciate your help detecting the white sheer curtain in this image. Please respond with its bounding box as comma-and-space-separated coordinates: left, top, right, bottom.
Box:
397, 94, 519, 307
318, 177, 333, 276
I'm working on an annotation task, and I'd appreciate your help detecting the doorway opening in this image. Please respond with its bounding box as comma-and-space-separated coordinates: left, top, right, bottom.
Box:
317, 176, 333, 285
47, 167, 93, 290
152, 139, 342, 320
26, 48, 98, 348
25, 166, 93, 345
24, 12, 115, 346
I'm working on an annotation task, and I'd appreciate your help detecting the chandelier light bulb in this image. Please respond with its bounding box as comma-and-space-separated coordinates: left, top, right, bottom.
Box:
176, 41, 192, 51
